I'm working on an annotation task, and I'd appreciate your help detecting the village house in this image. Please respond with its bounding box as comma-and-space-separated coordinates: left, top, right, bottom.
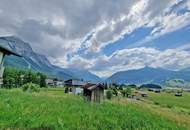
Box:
0, 44, 21, 85
45, 78, 54, 86
45, 78, 64, 87
83, 83, 104, 103
138, 91, 148, 97
64, 79, 86, 86
64, 79, 86, 94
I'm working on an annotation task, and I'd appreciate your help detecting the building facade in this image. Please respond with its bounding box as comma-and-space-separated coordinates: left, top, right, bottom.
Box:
83, 83, 104, 103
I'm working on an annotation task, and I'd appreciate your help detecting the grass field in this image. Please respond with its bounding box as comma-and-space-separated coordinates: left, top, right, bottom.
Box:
0, 88, 189, 130
146, 91, 190, 110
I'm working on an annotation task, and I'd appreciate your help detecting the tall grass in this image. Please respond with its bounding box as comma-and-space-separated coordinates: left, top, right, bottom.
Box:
0, 89, 186, 130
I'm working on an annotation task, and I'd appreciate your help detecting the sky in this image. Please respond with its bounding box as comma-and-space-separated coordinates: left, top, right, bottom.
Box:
0, 0, 190, 77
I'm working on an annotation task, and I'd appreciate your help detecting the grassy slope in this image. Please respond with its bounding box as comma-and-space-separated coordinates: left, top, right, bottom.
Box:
138, 91, 190, 129
0, 89, 188, 130
146, 91, 190, 110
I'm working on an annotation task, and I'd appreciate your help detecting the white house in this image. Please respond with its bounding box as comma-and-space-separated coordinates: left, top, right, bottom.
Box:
64, 79, 86, 94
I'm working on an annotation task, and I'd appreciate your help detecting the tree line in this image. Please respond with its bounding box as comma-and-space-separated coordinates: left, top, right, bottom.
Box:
3, 67, 47, 88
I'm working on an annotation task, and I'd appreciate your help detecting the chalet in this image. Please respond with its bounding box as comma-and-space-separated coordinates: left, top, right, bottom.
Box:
45, 78, 54, 86
64, 79, 86, 94
83, 83, 104, 103
64, 79, 86, 86
0, 44, 21, 85
45, 78, 64, 87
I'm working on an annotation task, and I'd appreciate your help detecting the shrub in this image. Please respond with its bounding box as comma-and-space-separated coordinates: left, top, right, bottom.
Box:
106, 90, 113, 100
112, 88, 118, 96
65, 87, 69, 93
121, 87, 132, 97
188, 112, 190, 115
154, 102, 160, 105
22, 83, 40, 93
166, 104, 173, 109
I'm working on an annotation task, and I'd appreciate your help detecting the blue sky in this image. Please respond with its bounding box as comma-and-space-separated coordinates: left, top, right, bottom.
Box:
103, 24, 190, 56
0, 0, 190, 77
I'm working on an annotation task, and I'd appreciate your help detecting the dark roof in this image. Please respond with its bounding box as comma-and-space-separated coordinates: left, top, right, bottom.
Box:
64, 79, 86, 86
83, 83, 104, 91
0, 44, 21, 57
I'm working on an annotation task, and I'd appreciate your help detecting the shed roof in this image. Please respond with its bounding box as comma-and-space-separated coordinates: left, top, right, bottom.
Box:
83, 83, 104, 91
0, 44, 21, 57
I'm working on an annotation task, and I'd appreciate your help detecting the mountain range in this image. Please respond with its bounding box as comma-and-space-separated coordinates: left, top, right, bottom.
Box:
106, 67, 190, 85
0, 36, 101, 82
0, 36, 189, 84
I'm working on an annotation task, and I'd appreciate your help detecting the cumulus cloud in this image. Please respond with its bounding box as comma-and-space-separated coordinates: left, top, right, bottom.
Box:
67, 47, 190, 77
0, 0, 190, 77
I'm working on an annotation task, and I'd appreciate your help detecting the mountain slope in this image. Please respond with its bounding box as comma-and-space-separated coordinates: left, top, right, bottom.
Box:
106, 67, 190, 84
68, 68, 102, 82
0, 36, 101, 81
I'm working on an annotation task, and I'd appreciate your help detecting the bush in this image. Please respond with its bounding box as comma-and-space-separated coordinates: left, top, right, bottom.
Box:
3, 67, 47, 89
154, 102, 160, 105
106, 90, 113, 100
22, 83, 40, 93
166, 104, 173, 109
121, 87, 132, 97
65, 87, 69, 93
112, 88, 118, 96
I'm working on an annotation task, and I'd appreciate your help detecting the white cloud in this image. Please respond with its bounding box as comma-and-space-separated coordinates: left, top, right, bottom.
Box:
151, 12, 190, 38
65, 47, 190, 77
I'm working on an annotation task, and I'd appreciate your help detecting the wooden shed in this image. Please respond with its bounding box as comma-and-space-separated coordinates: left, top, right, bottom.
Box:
83, 83, 104, 103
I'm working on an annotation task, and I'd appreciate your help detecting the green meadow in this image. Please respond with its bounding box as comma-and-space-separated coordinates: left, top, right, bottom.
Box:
146, 91, 190, 110
0, 88, 190, 130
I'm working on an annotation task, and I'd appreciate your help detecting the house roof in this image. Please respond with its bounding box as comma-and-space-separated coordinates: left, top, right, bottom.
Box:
0, 44, 21, 57
83, 83, 104, 91
64, 79, 86, 86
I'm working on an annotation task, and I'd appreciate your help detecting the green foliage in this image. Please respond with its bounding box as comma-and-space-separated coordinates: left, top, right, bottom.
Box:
3, 67, 47, 88
38, 72, 47, 88
112, 87, 118, 96
0, 89, 187, 129
121, 87, 132, 97
112, 83, 119, 88
64, 87, 69, 93
126, 87, 132, 96
127, 84, 137, 88
106, 90, 113, 99
22, 83, 40, 93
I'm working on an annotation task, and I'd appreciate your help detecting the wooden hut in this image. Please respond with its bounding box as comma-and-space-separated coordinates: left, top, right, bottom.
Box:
83, 83, 104, 103
0, 44, 21, 85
